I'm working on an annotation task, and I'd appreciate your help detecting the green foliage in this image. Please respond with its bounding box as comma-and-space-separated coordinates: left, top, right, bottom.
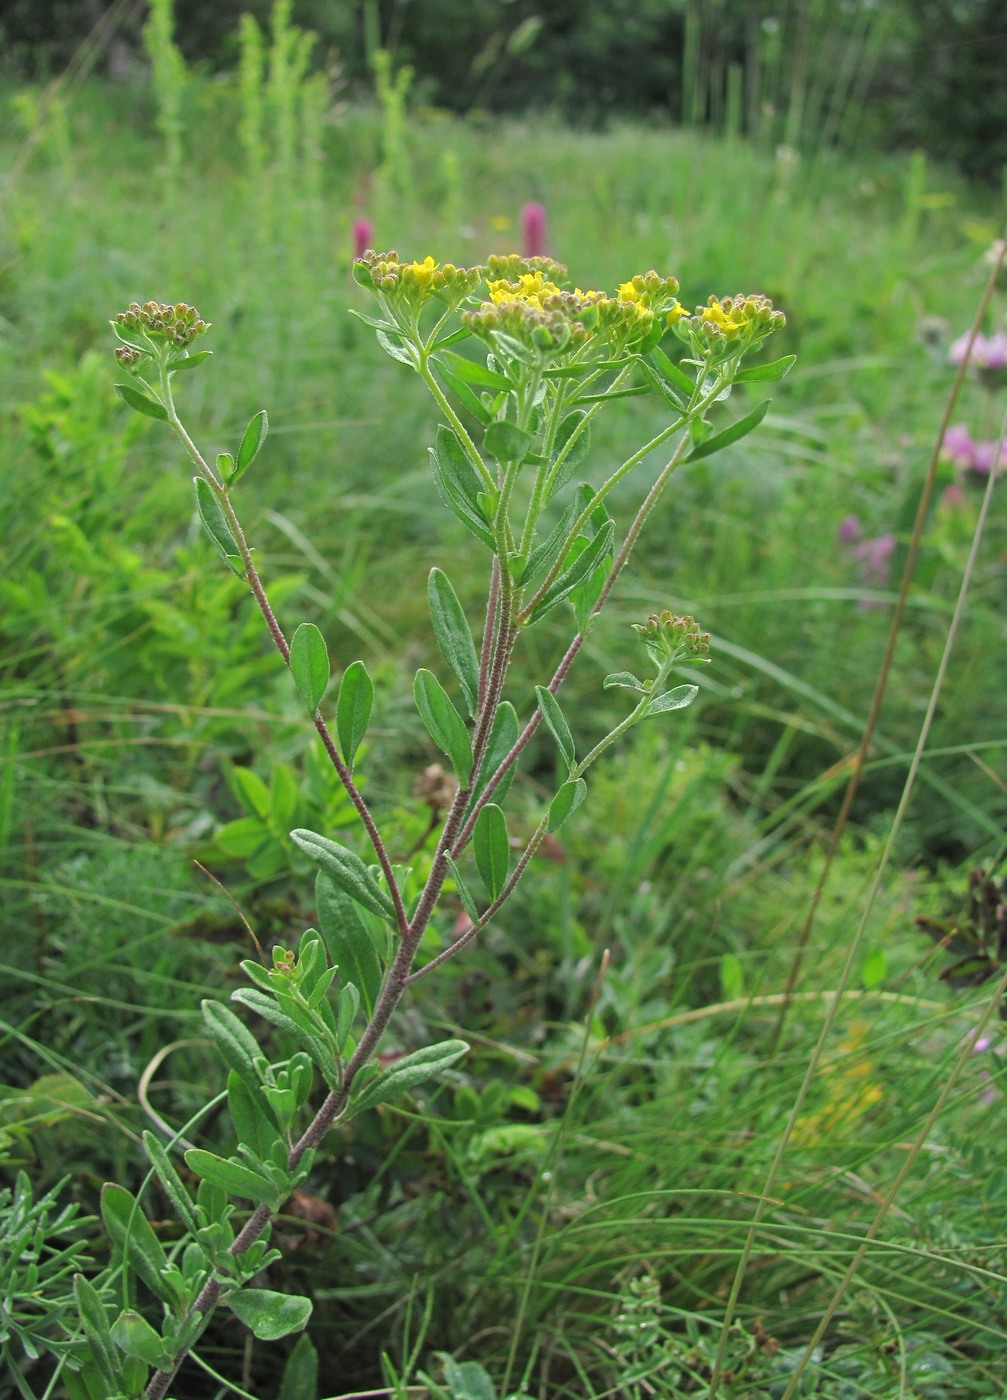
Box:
1, 69, 1005, 1400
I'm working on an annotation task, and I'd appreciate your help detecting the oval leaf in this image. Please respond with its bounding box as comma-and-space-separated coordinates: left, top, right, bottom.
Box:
645, 684, 699, 716
535, 686, 575, 772
184, 1149, 279, 1207
235, 408, 268, 480
194, 477, 242, 572
114, 381, 168, 420
428, 569, 480, 717
315, 870, 384, 1019
202, 999, 263, 1091
473, 803, 510, 900
110, 1311, 174, 1369
547, 778, 587, 833
351, 1039, 469, 1116
734, 354, 796, 384
429, 425, 495, 548
546, 411, 592, 499
483, 419, 534, 464
335, 660, 373, 772
472, 700, 519, 805
603, 671, 645, 692
414, 669, 473, 781
227, 1288, 312, 1341
289, 623, 330, 715
290, 828, 394, 920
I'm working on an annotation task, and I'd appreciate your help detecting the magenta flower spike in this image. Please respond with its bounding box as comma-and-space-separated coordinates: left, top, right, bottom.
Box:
352, 218, 375, 262
520, 202, 548, 258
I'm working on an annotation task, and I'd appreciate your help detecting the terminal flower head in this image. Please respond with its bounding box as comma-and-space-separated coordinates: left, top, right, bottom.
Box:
632, 610, 711, 668
353, 249, 484, 313
113, 300, 210, 351
521, 202, 548, 258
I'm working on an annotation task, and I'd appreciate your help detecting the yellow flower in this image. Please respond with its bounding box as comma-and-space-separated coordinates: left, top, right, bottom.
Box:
405, 256, 438, 289
618, 280, 642, 304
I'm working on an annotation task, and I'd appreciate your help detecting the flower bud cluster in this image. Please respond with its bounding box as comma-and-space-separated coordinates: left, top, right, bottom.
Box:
353, 250, 483, 312
677, 293, 785, 361
484, 253, 569, 286
464, 269, 605, 355
633, 610, 711, 667
114, 300, 210, 348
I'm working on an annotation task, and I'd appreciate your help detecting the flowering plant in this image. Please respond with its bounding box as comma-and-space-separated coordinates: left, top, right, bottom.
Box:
73, 256, 790, 1398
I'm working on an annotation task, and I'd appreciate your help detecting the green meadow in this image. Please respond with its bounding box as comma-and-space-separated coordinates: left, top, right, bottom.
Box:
1, 35, 1006, 1400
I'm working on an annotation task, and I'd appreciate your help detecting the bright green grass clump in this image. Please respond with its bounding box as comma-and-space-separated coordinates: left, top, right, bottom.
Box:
0, 73, 1005, 1400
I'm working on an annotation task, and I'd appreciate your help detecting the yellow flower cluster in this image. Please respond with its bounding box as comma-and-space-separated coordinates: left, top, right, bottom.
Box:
696, 293, 786, 344
352, 250, 483, 310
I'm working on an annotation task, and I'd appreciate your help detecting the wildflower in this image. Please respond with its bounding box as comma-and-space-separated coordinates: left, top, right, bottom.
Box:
352, 217, 374, 261
940, 424, 1004, 481
352, 250, 483, 313
838, 514, 862, 544
113, 300, 210, 349
521, 202, 548, 258
632, 610, 710, 668
949, 329, 1007, 387
853, 533, 894, 587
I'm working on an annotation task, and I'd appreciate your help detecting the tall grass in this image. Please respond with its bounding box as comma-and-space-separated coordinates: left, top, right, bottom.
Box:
0, 57, 1005, 1399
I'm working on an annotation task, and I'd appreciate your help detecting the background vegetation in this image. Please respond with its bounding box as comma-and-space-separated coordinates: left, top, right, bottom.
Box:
1, 2, 1006, 1397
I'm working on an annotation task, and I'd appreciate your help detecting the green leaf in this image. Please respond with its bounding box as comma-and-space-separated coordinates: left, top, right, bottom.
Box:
291, 829, 394, 920
414, 669, 473, 781
202, 1000, 263, 1092
289, 623, 330, 714
336, 981, 360, 1051
527, 520, 614, 622
73, 1275, 118, 1386
167, 348, 213, 373
226, 1288, 312, 1341
639, 359, 688, 410
444, 853, 481, 923
649, 345, 695, 396
861, 946, 887, 990
214, 815, 271, 860
184, 1149, 280, 1207
428, 569, 480, 717
483, 419, 534, 464
646, 684, 699, 715
720, 952, 744, 1001
194, 477, 243, 573
229, 989, 335, 1081
227, 1070, 280, 1155
472, 700, 518, 805
101, 1184, 173, 1303
473, 803, 510, 900
603, 671, 646, 692
546, 411, 592, 499
522, 498, 579, 586
547, 778, 587, 833
685, 399, 770, 462
734, 354, 796, 384
315, 871, 384, 1018
435, 361, 493, 425
376, 328, 417, 367
351, 1040, 469, 1115
232, 409, 268, 483
230, 764, 271, 818
439, 1356, 498, 1400
216, 451, 236, 483
278, 1331, 319, 1400
142, 1132, 198, 1235
429, 425, 495, 548
114, 381, 168, 420
437, 351, 511, 390
110, 1311, 174, 1369
534, 685, 575, 772
335, 660, 373, 772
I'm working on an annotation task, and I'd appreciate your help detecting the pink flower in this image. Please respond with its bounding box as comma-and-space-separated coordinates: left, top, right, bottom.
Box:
852, 533, 895, 587
352, 218, 374, 261
940, 424, 976, 467
838, 514, 862, 544
949, 330, 1007, 383
521, 202, 548, 258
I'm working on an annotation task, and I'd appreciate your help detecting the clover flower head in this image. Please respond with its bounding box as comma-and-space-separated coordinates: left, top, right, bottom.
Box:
113, 300, 210, 350
940, 424, 1004, 480
352, 217, 374, 261
950, 329, 1007, 385
632, 610, 711, 668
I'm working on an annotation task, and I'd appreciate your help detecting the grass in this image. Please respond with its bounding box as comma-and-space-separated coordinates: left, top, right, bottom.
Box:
1, 67, 1006, 1399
